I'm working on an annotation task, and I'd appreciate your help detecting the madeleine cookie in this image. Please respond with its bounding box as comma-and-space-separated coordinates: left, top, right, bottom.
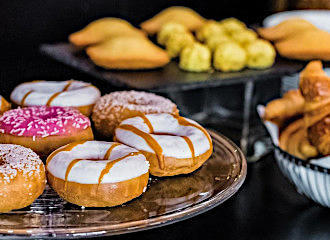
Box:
69, 17, 145, 47
86, 36, 170, 69
140, 6, 206, 35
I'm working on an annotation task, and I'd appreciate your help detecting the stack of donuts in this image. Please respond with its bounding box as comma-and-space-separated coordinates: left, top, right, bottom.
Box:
0, 80, 213, 212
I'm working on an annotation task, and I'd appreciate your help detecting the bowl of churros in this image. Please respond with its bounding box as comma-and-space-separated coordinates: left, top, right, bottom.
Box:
258, 60, 330, 208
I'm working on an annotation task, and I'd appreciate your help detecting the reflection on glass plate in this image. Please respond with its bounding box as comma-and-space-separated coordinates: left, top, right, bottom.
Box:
0, 130, 246, 239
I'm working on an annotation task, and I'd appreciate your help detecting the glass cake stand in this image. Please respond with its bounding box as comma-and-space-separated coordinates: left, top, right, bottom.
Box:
0, 130, 246, 239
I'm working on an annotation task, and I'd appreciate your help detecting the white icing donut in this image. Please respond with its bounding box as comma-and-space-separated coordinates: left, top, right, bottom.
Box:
115, 113, 212, 159
10, 80, 101, 107
46, 141, 150, 184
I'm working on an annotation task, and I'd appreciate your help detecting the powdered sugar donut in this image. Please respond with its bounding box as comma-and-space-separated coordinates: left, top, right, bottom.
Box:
114, 113, 213, 176
10, 80, 101, 116
46, 141, 149, 207
92, 90, 179, 137
0, 144, 46, 212
0, 95, 11, 114
0, 106, 94, 157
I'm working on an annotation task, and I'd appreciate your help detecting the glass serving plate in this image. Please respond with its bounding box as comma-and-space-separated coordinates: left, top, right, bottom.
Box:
0, 130, 246, 239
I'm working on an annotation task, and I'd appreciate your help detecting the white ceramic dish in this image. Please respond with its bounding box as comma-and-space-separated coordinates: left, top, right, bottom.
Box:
257, 106, 330, 208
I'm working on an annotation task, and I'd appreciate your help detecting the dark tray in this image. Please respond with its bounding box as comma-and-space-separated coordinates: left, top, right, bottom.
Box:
40, 43, 304, 93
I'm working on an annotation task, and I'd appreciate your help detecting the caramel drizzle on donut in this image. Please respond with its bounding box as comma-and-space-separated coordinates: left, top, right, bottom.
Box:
61, 149, 140, 190
182, 136, 196, 165
104, 142, 121, 159
117, 124, 165, 169
46, 141, 87, 167
173, 115, 212, 147
98, 151, 140, 185
64, 158, 83, 190
21, 90, 34, 106
137, 113, 154, 133
46, 81, 73, 106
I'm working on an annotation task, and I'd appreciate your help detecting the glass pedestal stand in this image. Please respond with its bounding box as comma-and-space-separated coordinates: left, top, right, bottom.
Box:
168, 79, 274, 162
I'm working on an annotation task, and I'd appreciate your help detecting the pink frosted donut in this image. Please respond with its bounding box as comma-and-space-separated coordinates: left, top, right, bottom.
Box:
0, 106, 94, 157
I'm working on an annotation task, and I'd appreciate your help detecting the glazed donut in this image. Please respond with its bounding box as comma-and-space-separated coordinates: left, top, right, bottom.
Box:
92, 90, 179, 137
46, 141, 149, 207
0, 106, 94, 157
0, 144, 46, 212
114, 113, 213, 177
10, 80, 101, 116
0, 95, 11, 114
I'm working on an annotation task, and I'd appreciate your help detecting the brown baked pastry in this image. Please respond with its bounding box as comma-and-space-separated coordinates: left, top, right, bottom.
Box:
299, 61, 330, 155
279, 119, 318, 160
140, 6, 206, 35
264, 89, 305, 121
69, 17, 145, 47
86, 36, 170, 69
92, 91, 179, 137
257, 18, 317, 42
0, 96, 11, 114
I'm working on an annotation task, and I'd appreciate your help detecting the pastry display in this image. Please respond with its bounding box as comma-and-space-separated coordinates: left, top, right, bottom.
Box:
0, 82, 218, 212
46, 141, 149, 207
0, 144, 46, 212
264, 60, 330, 160
299, 61, 330, 155
69, 18, 145, 47
0, 106, 94, 157
245, 39, 276, 69
179, 42, 211, 72
213, 42, 247, 72
258, 18, 330, 61
154, 15, 275, 72
86, 36, 170, 69
165, 31, 195, 58
114, 113, 213, 177
66, 7, 276, 73
92, 90, 179, 137
10, 80, 101, 116
0, 95, 11, 114
140, 6, 206, 35
157, 22, 188, 46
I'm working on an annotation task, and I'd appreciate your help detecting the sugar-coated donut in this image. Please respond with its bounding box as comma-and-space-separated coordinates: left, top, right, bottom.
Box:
0, 106, 94, 157
92, 91, 179, 137
0, 144, 46, 212
0, 95, 11, 114
114, 113, 213, 177
46, 141, 149, 207
10, 80, 101, 116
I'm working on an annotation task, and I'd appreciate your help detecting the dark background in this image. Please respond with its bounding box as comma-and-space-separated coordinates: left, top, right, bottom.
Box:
1, 0, 275, 93
1, 1, 330, 239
